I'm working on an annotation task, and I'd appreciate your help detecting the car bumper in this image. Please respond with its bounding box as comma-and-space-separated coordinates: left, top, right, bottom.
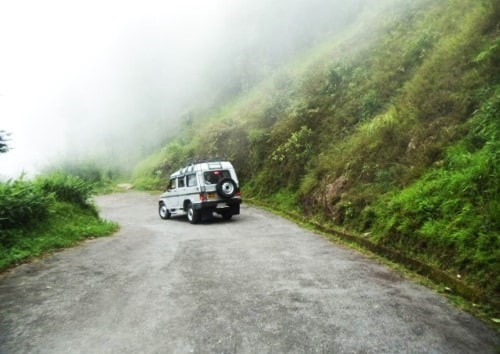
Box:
193, 198, 241, 214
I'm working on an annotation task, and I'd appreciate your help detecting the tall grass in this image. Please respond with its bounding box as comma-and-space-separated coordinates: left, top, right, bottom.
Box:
0, 178, 52, 230
36, 173, 95, 209
44, 160, 126, 193
371, 87, 500, 294
0, 174, 118, 269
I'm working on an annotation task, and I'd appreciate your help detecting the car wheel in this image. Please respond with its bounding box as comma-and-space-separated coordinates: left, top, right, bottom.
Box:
186, 203, 200, 224
221, 210, 232, 220
159, 203, 171, 220
216, 178, 237, 199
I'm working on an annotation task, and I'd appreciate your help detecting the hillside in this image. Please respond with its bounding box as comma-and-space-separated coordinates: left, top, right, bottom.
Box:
133, 0, 499, 309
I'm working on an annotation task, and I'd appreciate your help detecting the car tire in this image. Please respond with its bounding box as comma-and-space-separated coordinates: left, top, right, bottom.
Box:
186, 203, 200, 224
159, 203, 171, 220
221, 210, 232, 220
216, 178, 237, 199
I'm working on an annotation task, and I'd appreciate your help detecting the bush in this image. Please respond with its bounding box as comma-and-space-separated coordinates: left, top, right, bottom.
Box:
0, 201, 118, 270
36, 173, 95, 209
45, 160, 126, 193
0, 178, 53, 230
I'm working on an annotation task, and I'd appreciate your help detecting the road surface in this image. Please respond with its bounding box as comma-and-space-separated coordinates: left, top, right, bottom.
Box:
0, 191, 498, 353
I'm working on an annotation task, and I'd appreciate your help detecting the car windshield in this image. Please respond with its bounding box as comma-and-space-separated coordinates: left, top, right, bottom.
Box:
204, 170, 231, 184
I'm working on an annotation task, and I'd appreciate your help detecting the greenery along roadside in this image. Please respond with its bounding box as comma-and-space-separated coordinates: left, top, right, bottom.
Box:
0, 174, 118, 271
132, 0, 499, 313
369, 87, 500, 299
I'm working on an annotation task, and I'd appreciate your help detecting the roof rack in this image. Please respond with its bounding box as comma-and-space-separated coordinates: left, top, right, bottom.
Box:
185, 157, 228, 166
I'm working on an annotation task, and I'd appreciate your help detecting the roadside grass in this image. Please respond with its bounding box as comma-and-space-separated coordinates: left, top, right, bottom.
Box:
0, 174, 119, 272
0, 202, 118, 271
43, 160, 129, 195
368, 87, 500, 299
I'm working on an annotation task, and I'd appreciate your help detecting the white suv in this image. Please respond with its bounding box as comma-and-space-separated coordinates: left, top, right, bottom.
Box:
158, 160, 242, 223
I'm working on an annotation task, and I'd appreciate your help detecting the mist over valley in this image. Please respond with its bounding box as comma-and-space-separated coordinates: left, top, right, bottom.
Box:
1, 0, 371, 177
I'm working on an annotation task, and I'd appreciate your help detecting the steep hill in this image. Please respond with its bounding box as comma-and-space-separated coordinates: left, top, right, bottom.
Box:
134, 0, 499, 308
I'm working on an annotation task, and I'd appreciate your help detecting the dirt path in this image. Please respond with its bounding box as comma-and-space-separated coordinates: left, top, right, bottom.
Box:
0, 191, 498, 353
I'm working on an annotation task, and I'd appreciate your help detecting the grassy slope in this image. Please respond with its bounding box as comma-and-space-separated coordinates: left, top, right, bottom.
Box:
0, 176, 118, 271
0, 202, 117, 270
133, 0, 499, 305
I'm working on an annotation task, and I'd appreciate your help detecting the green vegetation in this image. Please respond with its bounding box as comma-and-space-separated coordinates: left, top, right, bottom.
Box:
43, 160, 126, 194
372, 89, 500, 296
133, 141, 195, 190
0, 174, 118, 270
133, 0, 499, 309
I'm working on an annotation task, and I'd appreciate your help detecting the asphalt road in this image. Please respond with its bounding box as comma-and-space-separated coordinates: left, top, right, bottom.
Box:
0, 191, 498, 353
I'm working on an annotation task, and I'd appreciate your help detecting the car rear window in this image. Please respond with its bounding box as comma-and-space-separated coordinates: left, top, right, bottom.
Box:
204, 170, 231, 184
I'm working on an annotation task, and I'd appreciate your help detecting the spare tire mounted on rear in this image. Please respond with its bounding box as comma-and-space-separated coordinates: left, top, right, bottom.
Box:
216, 178, 237, 199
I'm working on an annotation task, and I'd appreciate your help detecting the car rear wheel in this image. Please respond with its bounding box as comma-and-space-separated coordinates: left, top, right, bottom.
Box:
186, 203, 200, 224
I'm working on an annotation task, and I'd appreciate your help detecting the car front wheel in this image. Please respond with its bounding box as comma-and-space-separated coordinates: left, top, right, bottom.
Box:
159, 203, 171, 220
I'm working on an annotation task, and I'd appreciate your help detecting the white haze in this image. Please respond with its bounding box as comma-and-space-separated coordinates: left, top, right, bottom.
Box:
0, 0, 391, 179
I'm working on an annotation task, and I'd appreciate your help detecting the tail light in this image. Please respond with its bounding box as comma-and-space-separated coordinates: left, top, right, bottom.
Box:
200, 192, 208, 202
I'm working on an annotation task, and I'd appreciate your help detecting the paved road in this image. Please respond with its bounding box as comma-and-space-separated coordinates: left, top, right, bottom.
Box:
0, 192, 498, 353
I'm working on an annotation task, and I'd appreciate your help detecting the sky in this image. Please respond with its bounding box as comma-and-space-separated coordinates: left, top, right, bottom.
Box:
0, 0, 373, 179
0, 0, 233, 178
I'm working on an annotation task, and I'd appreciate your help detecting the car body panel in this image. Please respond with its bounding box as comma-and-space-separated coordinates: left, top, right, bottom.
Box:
158, 160, 241, 222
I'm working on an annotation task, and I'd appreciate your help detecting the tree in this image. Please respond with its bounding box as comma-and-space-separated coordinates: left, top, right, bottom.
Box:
0, 130, 10, 153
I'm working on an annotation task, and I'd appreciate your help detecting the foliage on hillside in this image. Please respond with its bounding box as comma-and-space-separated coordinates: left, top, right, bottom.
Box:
0, 174, 117, 270
43, 160, 125, 194
133, 0, 500, 299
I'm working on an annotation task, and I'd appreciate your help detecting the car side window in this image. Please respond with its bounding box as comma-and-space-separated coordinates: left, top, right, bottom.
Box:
186, 174, 198, 187
177, 176, 185, 188
168, 178, 176, 190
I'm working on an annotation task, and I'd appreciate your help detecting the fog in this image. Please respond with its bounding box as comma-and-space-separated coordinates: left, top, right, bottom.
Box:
0, 0, 374, 179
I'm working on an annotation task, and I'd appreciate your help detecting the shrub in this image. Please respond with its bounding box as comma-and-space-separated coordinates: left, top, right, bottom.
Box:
36, 173, 95, 209
0, 178, 53, 230
0, 201, 118, 270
